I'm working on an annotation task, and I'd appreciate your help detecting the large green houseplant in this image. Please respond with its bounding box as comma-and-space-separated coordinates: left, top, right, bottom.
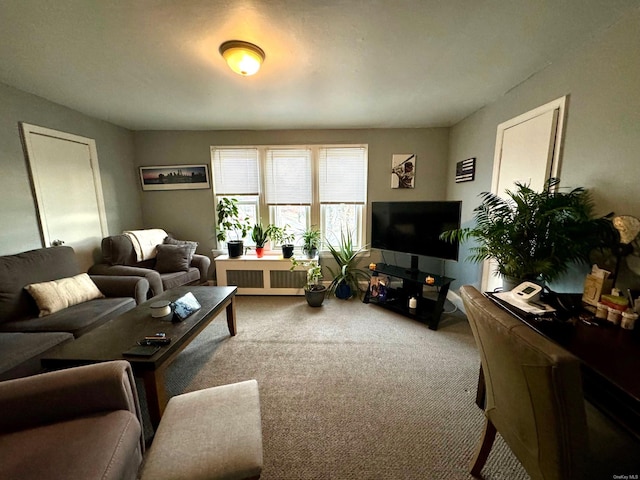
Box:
216, 198, 252, 258
441, 178, 614, 285
326, 230, 370, 299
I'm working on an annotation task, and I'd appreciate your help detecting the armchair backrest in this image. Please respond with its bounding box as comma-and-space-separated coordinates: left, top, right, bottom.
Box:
460, 285, 588, 480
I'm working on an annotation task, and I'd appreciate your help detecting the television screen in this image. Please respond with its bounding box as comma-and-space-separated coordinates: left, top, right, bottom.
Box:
371, 201, 461, 261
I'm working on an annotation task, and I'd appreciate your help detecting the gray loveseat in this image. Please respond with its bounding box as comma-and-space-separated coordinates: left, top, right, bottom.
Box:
89, 234, 211, 299
0, 246, 148, 380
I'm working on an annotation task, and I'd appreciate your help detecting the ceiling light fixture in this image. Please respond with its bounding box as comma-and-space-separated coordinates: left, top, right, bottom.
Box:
219, 40, 265, 76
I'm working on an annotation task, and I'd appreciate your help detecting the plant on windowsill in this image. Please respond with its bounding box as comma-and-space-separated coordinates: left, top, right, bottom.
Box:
251, 222, 272, 258
440, 178, 615, 288
301, 226, 321, 259
216, 198, 252, 258
326, 229, 370, 299
269, 224, 296, 259
291, 258, 326, 307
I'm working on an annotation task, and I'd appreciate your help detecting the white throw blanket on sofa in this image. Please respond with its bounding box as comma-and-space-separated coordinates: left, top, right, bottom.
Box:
123, 229, 168, 262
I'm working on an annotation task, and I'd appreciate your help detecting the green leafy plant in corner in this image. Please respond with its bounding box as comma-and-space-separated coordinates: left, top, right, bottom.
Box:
326, 229, 370, 299
216, 198, 251, 243
440, 178, 615, 284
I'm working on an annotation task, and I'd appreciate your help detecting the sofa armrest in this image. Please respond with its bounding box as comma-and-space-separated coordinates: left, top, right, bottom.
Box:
91, 275, 150, 305
0, 361, 142, 439
89, 263, 164, 297
191, 254, 211, 283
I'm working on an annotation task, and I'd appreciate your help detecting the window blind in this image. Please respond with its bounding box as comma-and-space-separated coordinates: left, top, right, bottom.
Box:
264, 148, 312, 204
318, 146, 367, 203
212, 148, 259, 195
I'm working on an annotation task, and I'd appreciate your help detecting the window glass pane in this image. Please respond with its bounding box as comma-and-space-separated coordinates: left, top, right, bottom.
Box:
322, 204, 362, 249
270, 205, 309, 245
216, 195, 258, 247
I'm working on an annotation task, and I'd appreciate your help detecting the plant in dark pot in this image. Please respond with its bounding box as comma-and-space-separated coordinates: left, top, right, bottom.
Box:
301, 226, 321, 259
291, 258, 326, 307
216, 198, 252, 258
326, 230, 370, 299
440, 178, 615, 287
251, 222, 271, 258
269, 224, 295, 259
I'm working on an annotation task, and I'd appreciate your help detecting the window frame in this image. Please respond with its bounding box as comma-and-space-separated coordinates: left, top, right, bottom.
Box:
211, 144, 368, 253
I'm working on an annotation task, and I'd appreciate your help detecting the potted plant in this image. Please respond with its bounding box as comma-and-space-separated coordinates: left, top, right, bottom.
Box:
301, 226, 321, 259
291, 258, 326, 307
440, 178, 615, 287
216, 198, 252, 258
326, 230, 370, 299
269, 224, 295, 259
251, 222, 271, 258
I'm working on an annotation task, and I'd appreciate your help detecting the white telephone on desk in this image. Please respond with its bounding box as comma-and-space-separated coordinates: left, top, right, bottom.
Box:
494, 281, 554, 315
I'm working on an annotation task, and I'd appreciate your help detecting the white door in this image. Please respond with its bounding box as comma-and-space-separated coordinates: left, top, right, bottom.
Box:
21, 123, 108, 271
482, 96, 567, 292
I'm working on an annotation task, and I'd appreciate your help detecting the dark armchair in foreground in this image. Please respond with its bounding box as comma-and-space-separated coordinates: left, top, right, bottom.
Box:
0, 361, 263, 480
89, 234, 211, 300
0, 361, 144, 480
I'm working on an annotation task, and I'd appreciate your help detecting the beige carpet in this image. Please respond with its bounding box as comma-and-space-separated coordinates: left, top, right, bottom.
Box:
156, 295, 529, 479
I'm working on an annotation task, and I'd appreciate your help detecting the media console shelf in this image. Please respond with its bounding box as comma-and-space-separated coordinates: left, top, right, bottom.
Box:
363, 263, 454, 330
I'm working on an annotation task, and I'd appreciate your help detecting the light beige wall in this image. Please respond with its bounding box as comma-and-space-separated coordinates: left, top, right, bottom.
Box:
133, 128, 450, 272
0, 82, 142, 256
446, 9, 640, 291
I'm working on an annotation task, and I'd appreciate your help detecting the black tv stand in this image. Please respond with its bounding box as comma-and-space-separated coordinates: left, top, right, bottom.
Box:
363, 263, 454, 330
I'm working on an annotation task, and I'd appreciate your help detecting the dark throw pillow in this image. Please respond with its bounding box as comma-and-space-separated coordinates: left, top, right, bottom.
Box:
163, 236, 197, 262
155, 244, 191, 273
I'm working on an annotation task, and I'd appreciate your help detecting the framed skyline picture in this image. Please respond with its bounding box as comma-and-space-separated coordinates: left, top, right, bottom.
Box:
139, 164, 210, 191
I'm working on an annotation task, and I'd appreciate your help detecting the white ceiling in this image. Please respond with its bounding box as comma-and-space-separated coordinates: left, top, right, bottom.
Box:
0, 1, 638, 131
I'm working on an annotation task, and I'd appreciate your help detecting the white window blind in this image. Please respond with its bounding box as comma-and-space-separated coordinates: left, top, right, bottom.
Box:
318, 146, 367, 204
212, 148, 259, 195
264, 148, 312, 204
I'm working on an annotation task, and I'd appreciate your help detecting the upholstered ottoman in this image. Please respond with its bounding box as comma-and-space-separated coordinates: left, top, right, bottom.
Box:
140, 379, 263, 480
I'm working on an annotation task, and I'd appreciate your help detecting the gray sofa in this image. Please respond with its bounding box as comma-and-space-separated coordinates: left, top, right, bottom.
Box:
89, 234, 211, 299
0, 246, 147, 380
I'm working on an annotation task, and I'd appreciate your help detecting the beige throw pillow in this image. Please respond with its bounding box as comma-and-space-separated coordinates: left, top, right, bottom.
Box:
25, 273, 105, 317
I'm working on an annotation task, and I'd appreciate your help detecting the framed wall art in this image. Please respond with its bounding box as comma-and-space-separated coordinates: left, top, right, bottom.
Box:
391, 154, 415, 189
139, 164, 210, 191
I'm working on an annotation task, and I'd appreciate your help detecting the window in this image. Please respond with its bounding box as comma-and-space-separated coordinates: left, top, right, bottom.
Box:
211, 145, 368, 251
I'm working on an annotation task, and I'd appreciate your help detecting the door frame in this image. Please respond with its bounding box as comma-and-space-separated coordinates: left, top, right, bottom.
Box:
20, 122, 108, 247
481, 95, 568, 291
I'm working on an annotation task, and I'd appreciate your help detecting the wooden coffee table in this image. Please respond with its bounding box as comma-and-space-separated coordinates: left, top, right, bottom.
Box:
41, 286, 237, 427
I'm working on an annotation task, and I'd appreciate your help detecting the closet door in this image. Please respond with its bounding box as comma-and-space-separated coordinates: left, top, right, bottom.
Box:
21, 123, 108, 271
482, 96, 566, 292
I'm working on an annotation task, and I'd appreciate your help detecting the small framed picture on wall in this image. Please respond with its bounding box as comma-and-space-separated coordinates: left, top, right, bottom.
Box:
391, 154, 415, 189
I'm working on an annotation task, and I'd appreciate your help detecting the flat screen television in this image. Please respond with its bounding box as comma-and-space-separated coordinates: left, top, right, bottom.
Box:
371, 201, 462, 266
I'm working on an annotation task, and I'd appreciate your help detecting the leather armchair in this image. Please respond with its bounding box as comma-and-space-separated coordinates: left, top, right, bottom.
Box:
89, 234, 211, 300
